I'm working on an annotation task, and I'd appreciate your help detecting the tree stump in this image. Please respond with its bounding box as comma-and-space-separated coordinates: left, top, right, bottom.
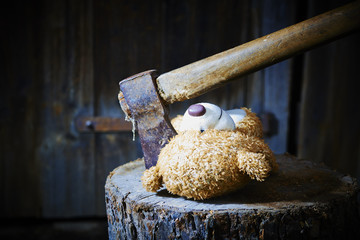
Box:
105, 154, 359, 239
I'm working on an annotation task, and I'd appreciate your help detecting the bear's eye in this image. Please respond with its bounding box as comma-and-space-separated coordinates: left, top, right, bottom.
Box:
200, 129, 205, 133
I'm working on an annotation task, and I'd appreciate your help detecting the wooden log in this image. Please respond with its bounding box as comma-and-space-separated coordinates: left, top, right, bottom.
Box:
105, 154, 359, 239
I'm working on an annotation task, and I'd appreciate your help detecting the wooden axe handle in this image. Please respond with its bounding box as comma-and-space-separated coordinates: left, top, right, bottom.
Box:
157, 1, 360, 104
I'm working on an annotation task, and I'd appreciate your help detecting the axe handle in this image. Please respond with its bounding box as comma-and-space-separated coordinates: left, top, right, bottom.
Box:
157, 1, 360, 104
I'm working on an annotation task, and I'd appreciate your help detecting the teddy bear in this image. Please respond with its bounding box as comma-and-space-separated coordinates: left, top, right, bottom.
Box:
141, 102, 277, 200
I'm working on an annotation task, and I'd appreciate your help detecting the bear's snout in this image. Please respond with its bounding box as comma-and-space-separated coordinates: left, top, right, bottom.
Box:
180, 102, 235, 131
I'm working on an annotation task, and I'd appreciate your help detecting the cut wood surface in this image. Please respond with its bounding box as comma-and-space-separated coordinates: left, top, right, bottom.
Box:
105, 154, 359, 239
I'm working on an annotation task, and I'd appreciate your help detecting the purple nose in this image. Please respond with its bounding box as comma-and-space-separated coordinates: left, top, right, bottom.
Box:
188, 104, 206, 116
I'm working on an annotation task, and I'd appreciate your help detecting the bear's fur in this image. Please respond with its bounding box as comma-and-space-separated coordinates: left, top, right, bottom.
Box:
141, 107, 277, 200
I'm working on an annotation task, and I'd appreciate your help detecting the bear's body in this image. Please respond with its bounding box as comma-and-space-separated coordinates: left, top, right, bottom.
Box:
141, 104, 277, 200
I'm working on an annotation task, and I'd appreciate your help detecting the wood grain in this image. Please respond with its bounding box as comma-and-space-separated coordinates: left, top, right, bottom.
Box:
298, 0, 360, 183
105, 154, 360, 239
37, 0, 96, 218
261, 0, 295, 153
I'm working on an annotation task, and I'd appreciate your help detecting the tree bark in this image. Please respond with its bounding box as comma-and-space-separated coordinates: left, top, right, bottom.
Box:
105, 154, 359, 239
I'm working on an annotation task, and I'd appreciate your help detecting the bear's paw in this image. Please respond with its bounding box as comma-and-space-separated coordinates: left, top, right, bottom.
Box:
237, 151, 271, 181
141, 166, 163, 192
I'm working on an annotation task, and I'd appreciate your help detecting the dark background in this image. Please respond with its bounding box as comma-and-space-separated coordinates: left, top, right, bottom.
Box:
1, 0, 359, 238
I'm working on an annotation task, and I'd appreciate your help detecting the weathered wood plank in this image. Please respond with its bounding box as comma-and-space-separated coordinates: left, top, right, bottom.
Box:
38, 0, 96, 217
260, 0, 295, 153
242, 0, 264, 116
298, 0, 360, 181
0, 0, 42, 217
105, 155, 360, 239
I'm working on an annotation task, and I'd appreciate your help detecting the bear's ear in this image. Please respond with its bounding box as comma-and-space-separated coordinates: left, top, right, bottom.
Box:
234, 108, 263, 138
141, 166, 163, 192
237, 150, 272, 181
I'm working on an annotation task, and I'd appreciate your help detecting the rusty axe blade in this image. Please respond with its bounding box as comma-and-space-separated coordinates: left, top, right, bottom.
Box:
119, 70, 176, 169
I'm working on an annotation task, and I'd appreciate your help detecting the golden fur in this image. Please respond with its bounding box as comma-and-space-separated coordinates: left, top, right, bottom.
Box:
141, 107, 277, 200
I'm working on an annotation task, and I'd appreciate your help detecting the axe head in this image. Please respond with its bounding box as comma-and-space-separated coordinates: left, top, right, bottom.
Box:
119, 70, 177, 169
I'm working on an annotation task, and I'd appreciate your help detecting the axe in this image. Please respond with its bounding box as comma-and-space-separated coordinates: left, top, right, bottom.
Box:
119, 1, 360, 169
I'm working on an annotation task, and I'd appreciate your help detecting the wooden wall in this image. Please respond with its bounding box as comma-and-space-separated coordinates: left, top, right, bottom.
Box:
1, 0, 359, 218
298, 0, 360, 183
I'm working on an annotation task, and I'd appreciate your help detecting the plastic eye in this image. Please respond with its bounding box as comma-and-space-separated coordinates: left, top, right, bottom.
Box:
188, 104, 206, 117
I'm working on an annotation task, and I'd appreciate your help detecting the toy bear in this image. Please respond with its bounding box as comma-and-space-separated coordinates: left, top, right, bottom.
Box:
141, 102, 277, 200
